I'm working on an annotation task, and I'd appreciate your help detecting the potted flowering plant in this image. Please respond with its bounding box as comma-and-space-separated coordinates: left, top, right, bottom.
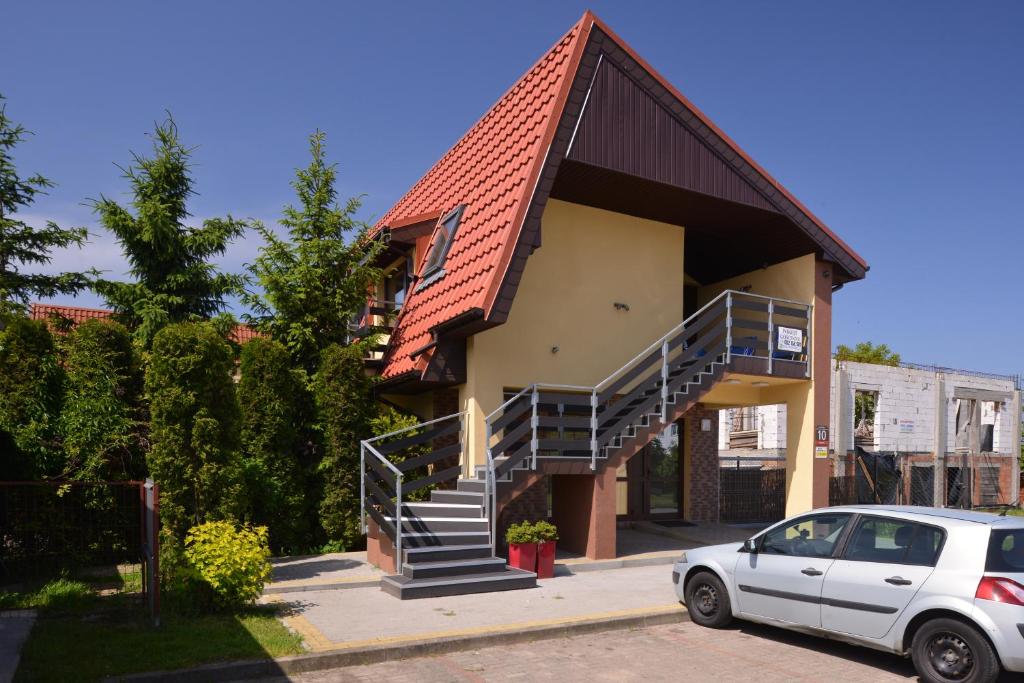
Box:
505, 521, 538, 572
533, 520, 559, 579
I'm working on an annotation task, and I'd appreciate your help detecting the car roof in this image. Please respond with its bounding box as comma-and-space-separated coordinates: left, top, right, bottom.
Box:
816, 505, 1024, 528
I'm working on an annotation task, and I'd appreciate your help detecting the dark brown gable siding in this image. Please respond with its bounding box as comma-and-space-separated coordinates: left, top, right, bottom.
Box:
568, 57, 778, 214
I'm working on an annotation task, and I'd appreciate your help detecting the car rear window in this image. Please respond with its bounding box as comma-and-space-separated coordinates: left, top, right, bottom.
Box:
986, 529, 1024, 573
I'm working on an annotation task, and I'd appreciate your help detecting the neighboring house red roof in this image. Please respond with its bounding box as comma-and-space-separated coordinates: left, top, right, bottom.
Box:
375, 11, 867, 383
30, 303, 112, 326
29, 303, 262, 344
375, 14, 590, 380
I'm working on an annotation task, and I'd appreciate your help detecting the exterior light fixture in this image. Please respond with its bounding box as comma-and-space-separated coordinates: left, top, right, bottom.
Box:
724, 379, 742, 385
752, 381, 769, 387
613, 302, 630, 311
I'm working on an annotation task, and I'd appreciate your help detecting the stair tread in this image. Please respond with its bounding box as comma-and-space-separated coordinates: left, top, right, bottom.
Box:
405, 502, 482, 508
407, 557, 507, 571
404, 543, 491, 555
385, 516, 488, 522
383, 567, 535, 588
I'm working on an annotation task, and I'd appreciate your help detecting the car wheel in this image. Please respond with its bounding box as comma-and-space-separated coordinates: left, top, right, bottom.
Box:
911, 617, 1001, 683
684, 571, 732, 628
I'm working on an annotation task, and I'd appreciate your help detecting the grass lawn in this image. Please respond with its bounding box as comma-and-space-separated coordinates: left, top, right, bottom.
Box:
16, 604, 304, 682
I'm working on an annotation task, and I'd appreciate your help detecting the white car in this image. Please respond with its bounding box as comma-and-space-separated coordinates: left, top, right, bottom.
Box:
673, 505, 1024, 683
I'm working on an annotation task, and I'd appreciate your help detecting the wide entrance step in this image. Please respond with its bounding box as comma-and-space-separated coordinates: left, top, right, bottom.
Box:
379, 479, 537, 600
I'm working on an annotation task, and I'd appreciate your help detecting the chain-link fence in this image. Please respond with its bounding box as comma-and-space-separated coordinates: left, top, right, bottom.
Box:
829, 448, 1018, 509
0, 480, 159, 623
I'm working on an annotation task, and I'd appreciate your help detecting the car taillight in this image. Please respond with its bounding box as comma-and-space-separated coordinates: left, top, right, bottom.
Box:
976, 576, 1024, 606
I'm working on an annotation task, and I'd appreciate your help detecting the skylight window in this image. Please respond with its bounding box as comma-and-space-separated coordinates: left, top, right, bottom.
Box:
418, 205, 465, 289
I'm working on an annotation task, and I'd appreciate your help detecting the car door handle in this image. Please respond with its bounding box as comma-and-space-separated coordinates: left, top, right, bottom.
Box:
884, 576, 913, 586
801, 567, 823, 576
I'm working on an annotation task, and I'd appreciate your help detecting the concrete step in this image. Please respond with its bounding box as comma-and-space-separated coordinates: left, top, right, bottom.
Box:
431, 490, 485, 505
384, 516, 490, 534
381, 567, 536, 600
402, 502, 483, 518
456, 478, 487, 494
401, 556, 508, 579
400, 531, 491, 548
403, 543, 493, 564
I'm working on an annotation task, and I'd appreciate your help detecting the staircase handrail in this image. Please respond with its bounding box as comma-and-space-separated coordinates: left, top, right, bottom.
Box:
360, 410, 467, 574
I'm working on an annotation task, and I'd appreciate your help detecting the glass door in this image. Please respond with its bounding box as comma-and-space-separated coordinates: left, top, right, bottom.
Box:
646, 425, 681, 518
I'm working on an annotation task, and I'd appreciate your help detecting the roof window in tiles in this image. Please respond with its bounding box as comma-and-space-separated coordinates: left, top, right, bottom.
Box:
417, 204, 464, 290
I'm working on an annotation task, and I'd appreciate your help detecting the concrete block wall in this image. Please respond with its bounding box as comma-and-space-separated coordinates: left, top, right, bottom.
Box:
832, 361, 1018, 456
718, 404, 786, 450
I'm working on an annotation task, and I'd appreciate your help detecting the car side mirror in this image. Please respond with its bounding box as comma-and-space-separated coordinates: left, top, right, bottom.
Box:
743, 538, 759, 554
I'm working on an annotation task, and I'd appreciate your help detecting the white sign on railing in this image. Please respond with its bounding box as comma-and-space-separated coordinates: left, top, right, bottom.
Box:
777, 326, 804, 353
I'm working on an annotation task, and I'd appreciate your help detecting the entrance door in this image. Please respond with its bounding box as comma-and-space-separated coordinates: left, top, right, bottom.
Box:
618, 425, 682, 520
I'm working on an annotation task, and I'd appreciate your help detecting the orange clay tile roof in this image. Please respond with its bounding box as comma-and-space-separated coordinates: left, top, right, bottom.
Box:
29, 303, 262, 344
375, 15, 591, 380
374, 11, 867, 381
30, 303, 112, 326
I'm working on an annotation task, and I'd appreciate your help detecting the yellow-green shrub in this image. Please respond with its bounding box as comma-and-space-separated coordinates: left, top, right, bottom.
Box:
183, 521, 271, 609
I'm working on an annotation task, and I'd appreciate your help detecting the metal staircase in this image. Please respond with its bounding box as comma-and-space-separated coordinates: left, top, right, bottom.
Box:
360, 289, 811, 599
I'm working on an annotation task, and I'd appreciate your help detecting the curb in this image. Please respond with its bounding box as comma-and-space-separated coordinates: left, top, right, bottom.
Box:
112, 605, 689, 682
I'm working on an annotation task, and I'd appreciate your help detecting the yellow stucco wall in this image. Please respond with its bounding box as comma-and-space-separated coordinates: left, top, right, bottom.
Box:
461, 199, 686, 470
695, 253, 821, 515
696, 252, 815, 306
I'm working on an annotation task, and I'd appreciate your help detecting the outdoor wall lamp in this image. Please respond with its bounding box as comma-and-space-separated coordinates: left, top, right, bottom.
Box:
551, 346, 559, 354
613, 302, 630, 311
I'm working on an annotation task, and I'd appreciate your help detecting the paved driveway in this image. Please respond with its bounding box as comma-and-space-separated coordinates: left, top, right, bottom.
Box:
265, 620, 1022, 682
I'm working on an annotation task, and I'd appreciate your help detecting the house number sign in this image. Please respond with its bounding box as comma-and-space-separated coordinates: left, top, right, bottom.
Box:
777, 326, 803, 353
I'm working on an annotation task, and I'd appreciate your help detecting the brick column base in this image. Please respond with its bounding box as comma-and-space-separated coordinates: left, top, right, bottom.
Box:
551, 466, 617, 560
366, 518, 396, 574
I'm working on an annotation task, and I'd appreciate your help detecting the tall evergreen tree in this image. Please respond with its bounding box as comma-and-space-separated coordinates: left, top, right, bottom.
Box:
243, 131, 382, 376
146, 322, 246, 540
92, 117, 246, 346
0, 95, 92, 313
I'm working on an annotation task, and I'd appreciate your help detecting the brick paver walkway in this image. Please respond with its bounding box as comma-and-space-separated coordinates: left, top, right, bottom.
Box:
264, 621, 927, 682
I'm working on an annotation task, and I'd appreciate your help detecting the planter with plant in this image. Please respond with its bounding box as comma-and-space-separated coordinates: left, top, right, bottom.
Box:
533, 520, 559, 579
504, 521, 537, 572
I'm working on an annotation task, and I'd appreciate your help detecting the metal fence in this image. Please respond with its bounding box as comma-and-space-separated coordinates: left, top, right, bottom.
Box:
0, 480, 159, 623
719, 456, 787, 523
829, 449, 1018, 510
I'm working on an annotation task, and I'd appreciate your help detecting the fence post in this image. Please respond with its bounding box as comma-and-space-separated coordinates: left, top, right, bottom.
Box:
143, 479, 160, 628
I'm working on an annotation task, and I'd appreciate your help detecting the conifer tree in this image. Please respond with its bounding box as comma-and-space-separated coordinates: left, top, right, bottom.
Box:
92, 117, 246, 346
0, 95, 92, 313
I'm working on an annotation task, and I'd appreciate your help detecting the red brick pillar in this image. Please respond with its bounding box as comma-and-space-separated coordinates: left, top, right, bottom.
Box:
687, 404, 720, 523
366, 518, 396, 574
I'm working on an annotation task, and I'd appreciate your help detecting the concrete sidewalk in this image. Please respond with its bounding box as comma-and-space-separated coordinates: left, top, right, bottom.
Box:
264, 563, 683, 652
265, 527, 725, 595
0, 610, 37, 683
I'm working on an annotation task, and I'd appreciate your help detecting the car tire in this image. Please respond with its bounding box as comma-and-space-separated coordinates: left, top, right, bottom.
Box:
684, 571, 733, 628
911, 617, 1001, 683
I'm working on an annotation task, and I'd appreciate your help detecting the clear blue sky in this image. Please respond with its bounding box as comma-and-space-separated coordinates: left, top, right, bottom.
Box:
4, 1, 1023, 377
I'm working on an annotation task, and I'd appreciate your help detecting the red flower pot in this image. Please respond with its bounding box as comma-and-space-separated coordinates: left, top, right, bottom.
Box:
536, 540, 556, 579
507, 542, 537, 572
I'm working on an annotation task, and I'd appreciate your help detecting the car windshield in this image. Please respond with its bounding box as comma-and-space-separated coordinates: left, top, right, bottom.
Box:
986, 528, 1024, 573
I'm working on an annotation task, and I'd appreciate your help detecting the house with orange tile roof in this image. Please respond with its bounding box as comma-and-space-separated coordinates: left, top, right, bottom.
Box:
29, 303, 261, 346
360, 11, 868, 598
